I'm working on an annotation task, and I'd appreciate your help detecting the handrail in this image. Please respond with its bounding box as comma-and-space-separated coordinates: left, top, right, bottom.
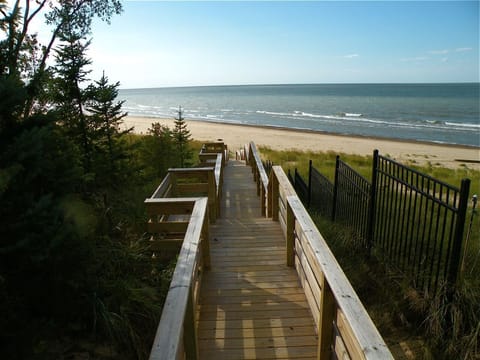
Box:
213, 153, 223, 216
247, 141, 269, 216
148, 197, 209, 360
269, 165, 393, 359
151, 173, 172, 198
167, 167, 217, 222
199, 141, 228, 166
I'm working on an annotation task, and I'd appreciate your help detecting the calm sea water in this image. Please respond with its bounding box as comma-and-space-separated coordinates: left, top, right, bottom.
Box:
119, 83, 480, 147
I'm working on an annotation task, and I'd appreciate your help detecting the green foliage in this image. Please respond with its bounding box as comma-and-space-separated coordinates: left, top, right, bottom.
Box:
136, 123, 177, 180
86, 72, 132, 189
0, 2, 185, 358
0, 118, 92, 358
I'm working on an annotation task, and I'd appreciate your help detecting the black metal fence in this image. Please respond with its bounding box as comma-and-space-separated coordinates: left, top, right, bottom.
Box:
294, 168, 309, 205
310, 163, 335, 219
291, 150, 471, 294
334, 157, 372, 248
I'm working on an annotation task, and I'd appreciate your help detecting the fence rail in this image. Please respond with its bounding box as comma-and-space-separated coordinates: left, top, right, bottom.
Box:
290, 150, 471, 294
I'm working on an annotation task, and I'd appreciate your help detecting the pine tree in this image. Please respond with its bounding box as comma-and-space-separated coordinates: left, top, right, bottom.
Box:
51, 27, 92, 172
86, 71, 130, 178
172, 105, 192, 167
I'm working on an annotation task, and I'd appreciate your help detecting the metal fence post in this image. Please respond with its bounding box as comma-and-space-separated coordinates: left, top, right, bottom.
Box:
366, 150, 379, 254
331, 156, 340, 221
294, 168, 298, 193
448, 178, 471, 288
308, 160, 313, 208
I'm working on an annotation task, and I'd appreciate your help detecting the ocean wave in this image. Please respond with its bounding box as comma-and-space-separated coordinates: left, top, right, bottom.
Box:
256, 110, 293, 117
342, 112, 363, 117
445, 122, 480, 129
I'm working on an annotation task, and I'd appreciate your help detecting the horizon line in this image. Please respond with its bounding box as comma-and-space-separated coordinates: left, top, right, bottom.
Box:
119, 81, 480, 91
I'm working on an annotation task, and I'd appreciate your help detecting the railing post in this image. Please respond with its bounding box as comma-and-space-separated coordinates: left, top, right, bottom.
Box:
184, 284, 199, 360
317, 273, 335, 360
170, 171, 178, 197
294, 168, 299, 198
448, 178, 471, 289
367, 149, 379, 254
271, 170, 279, 221
308, 160, 313, 208
261, 184, 266, 217
331, 156, 340, 221
202, 212, 211, 269
286, 200, 295, 267
207, 170, 216, 222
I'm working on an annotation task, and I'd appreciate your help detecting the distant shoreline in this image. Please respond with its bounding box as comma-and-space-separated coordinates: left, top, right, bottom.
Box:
125, 115, 480, 149
124, 116, 480, 170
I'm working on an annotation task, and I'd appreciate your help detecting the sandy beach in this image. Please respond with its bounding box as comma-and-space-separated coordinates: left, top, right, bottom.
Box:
124, 116, 480, 170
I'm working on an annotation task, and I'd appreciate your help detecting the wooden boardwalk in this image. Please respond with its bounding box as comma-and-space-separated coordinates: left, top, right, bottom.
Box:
197, 160, 318, 359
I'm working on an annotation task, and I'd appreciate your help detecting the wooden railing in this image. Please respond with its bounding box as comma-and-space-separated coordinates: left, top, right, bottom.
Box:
246, 141, 269, 216
146, 197, 210, 360
197, 153, 224, 218
199, 141, 228, 166
146, 142, 227, 359
149, 153, 224, 223
247, 141, 393, 359
269, 166, 392, 359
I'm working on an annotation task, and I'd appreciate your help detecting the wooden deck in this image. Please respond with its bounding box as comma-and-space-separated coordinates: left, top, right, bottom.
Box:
197, 160, 318, 359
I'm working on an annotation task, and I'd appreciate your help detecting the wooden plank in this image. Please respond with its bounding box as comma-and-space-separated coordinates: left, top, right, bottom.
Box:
336, 310, 365, 360
151, 173, 172, 198
197, 317, 315, 331
198, 324, 315, 339
199, 293, 308, 305
199, 300, 309, 313
286, 200, 295, 266
147, 221, 189, 233
296, 222, 324, 291
199, 286, 306, 298
201, 280, 302, 290
295, 237, 322, 311
198, 308, 313, 321
333, 324, 352, 360
184, 285, 199, 359
144, 198, 197, 216
200, 345, 317, 360
150, 238, 183, 252
295, 255, 320, 326
202, 269, 296, 280
198, 335, 318, 349
317, 273, 336, 360
176, 183, 209, 194
169, 167, 213, 176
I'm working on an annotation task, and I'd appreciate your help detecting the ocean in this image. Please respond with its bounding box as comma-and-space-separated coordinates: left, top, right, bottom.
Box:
118, 83, 480, 147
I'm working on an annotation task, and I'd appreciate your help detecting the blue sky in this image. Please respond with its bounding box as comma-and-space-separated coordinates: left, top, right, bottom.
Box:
85, 1, 479, 88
